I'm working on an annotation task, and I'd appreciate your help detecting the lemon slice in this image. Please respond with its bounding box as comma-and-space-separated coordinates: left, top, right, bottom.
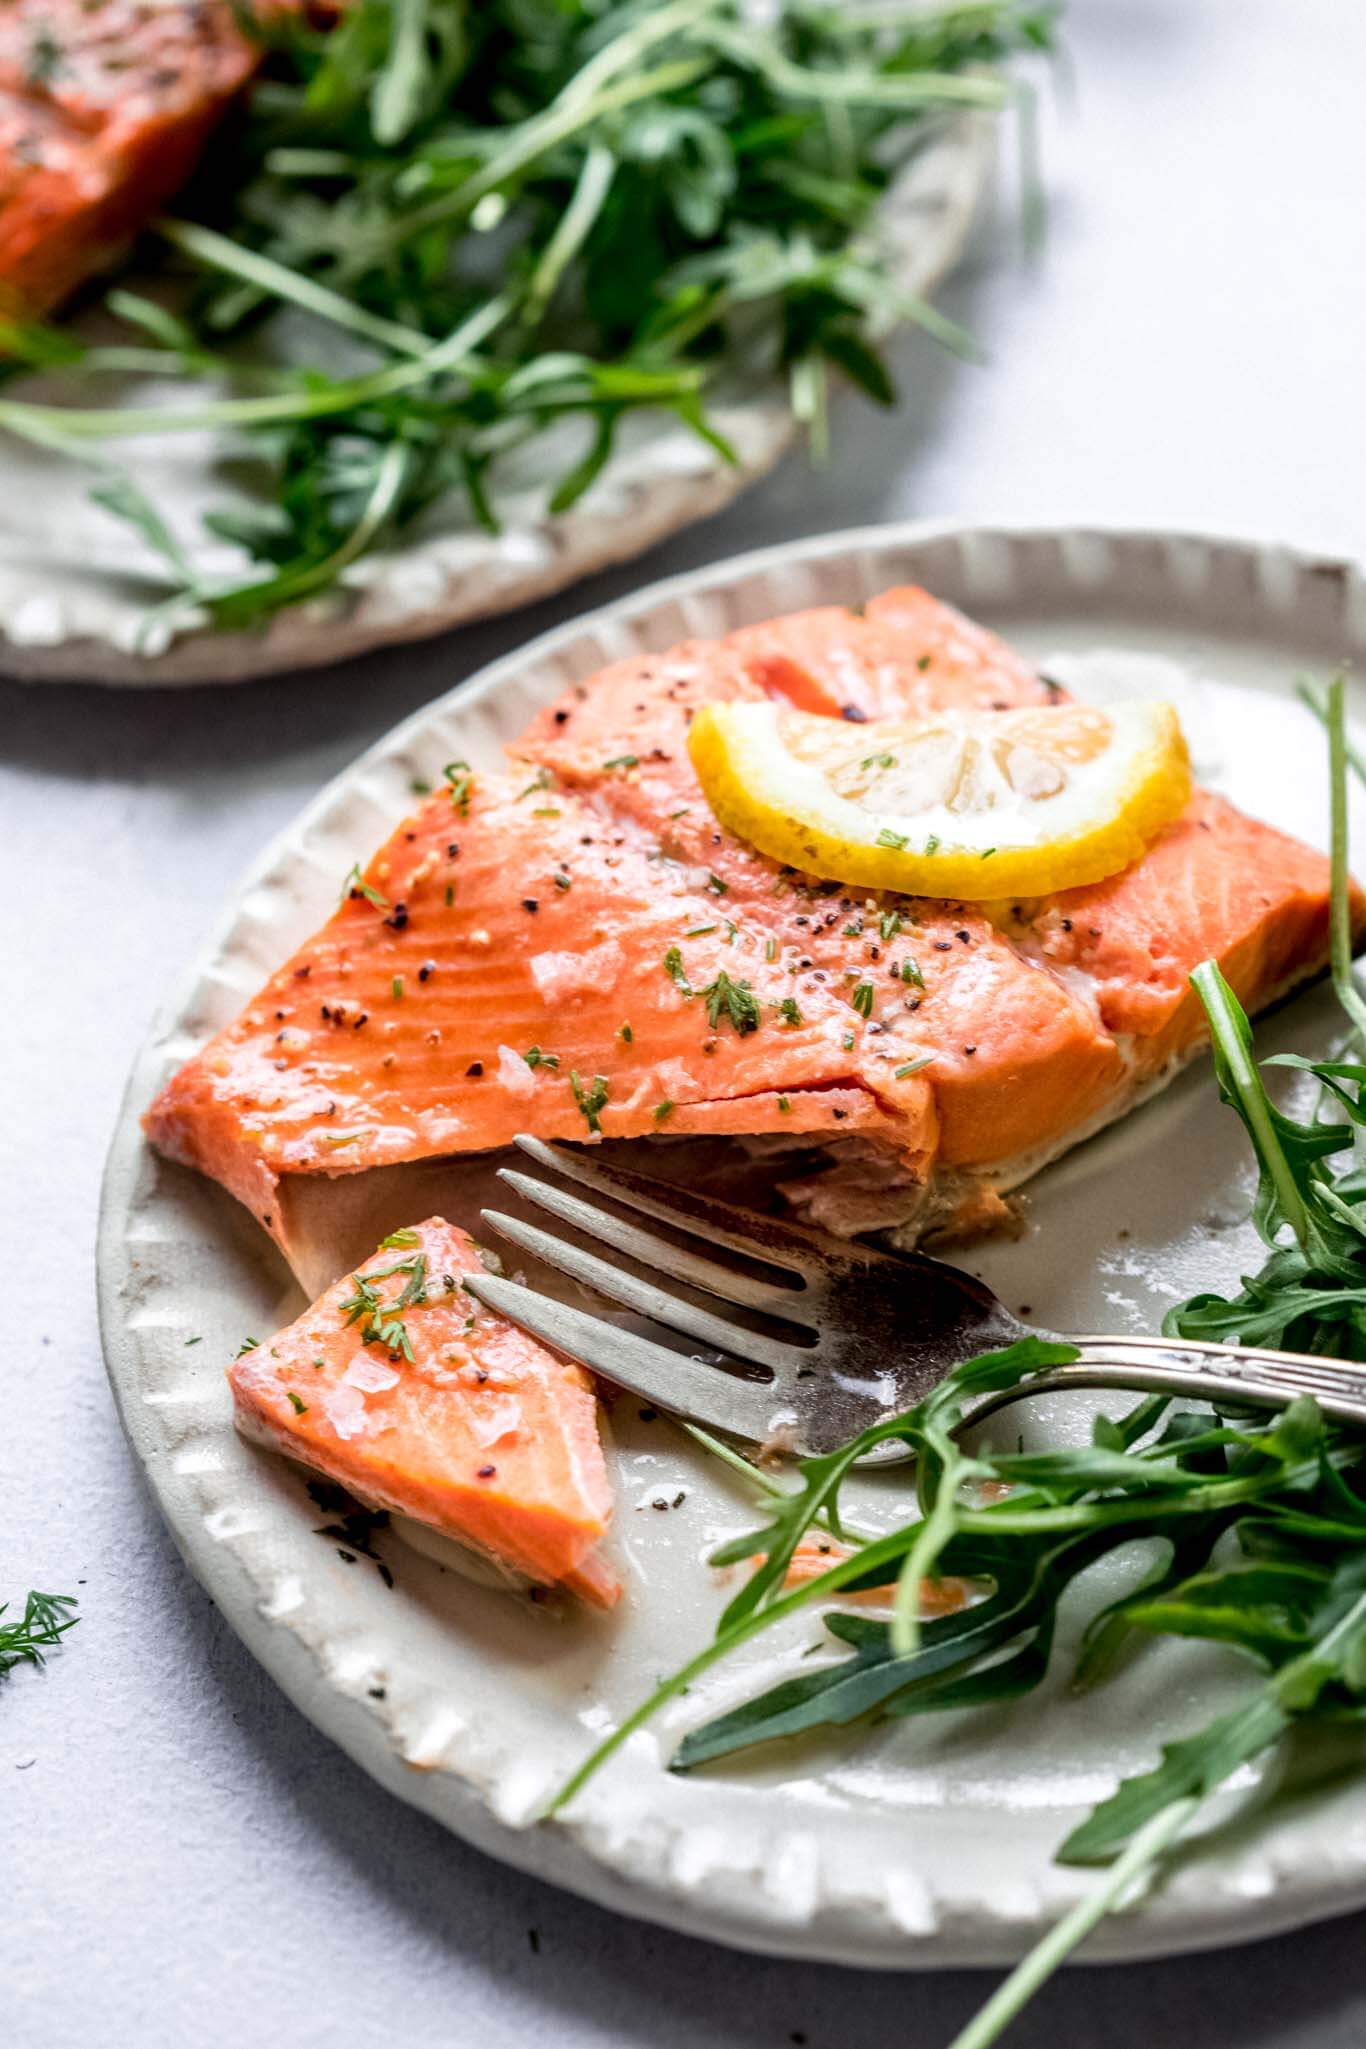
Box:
687, 699, 1192, 899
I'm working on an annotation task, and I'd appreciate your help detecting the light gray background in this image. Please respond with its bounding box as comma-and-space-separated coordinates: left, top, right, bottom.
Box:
7, 3, 1366, 2043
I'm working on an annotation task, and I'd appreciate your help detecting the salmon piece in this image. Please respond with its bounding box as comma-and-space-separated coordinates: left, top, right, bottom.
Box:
774, 1535, 969, 1613
147, 770, 937, 1270
727, 588, 1049, 722
146, 587, 1350, 1269
228, 1217, 619, 1605
1006, 788, 1345, 1072
0, 1, 275, 318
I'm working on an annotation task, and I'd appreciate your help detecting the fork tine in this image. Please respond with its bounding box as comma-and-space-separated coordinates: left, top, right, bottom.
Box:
496, 1165, 804, 1312
482, 1205, 806, 1376
512, 1135, 838, 1278
460, 1273, 784, 1441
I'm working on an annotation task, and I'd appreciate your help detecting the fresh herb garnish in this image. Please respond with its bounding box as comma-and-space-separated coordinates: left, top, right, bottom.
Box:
851, 979, 875, 1018
862, 752, 898, 771
603, 755, 639, 773
523, 1045, 560, 1070
0, 1592, 79, 1680
339, 1253, 427, 1359
663, 945, 693, 996
876, 827, 909, 851
778, 996, 803, 1027
699, 970, 761, 1036
879, 910, 903, 942
341, 862, 389, 911
443, 760, 475, 816
570, 1071, 610, 1134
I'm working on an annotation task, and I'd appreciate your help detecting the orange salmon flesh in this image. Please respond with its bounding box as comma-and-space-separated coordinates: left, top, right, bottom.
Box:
228, 1217, 619, 1605
147, 584, 1358, 1267
0, 1, 300, 318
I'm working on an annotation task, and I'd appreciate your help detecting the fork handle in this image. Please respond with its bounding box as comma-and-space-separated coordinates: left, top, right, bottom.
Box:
960, 1334, 1366, 1435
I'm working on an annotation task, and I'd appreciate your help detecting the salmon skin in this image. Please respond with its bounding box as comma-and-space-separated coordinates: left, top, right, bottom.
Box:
228, 1217, 619, 1605
147, 586, 1356, 1269
0, 1, 284, 318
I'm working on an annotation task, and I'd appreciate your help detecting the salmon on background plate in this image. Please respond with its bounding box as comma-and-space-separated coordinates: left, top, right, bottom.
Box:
0, 0, 298, 320
146, 587, 1358, 1598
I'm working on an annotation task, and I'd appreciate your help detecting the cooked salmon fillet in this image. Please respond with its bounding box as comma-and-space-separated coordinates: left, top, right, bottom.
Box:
146, 586, 1355, 1270
228, 1217, 619, 1605
0, 1, 274, 317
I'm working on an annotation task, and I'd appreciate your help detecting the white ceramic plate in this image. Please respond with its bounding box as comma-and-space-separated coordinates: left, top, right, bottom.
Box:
98, 524, 1366, 1968
0, 119, 988, 688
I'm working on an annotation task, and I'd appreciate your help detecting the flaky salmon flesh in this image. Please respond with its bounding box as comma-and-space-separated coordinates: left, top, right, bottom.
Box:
229, 1217, 619, 1605
147, 584, 1359, 1271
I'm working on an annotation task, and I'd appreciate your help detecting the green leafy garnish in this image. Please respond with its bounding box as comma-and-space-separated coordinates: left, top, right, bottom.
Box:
338, 1252, 428, 1359
699, 970, 760, 1035
0, 0, 1053, 633
341, 862, 389, 911
443, 760, 475, 816
0, 1592, 80, 1681
570, 1070, 610, 1134
663, 945, 693, 996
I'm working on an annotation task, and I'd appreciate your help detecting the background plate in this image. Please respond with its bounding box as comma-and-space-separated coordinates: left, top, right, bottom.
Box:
0, 120, 988, 687
99, 523, 1366, 1967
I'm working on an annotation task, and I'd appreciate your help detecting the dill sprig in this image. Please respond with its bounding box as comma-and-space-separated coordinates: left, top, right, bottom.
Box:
0, 0, 1057, 634
0, 1591, 80, 1680
338, 1252, 428, 1359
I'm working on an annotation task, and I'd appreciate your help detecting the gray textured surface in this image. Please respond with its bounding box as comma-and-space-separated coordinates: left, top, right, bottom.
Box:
7, 2, 1366, 2043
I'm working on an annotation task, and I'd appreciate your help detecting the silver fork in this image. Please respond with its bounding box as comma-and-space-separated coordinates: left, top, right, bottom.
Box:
459, 1135, 1366, 1457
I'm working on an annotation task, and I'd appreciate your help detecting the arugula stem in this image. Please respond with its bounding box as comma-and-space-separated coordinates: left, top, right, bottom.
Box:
678, 1420, 882, 1547
219, 436, 412, 611
524, 144, 616, 314
557, 0, 729, 111
374, 59, 714, 250
890, 1462, 962, 1657
1297, 677, 1366, 788
1192, 960, 1313, 1252
545, 1517, 935, 1816
943, 1798, 1199, 2049
699, 24, 1011, 110
0, 295, 513, 441
158, 219, 433, 358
